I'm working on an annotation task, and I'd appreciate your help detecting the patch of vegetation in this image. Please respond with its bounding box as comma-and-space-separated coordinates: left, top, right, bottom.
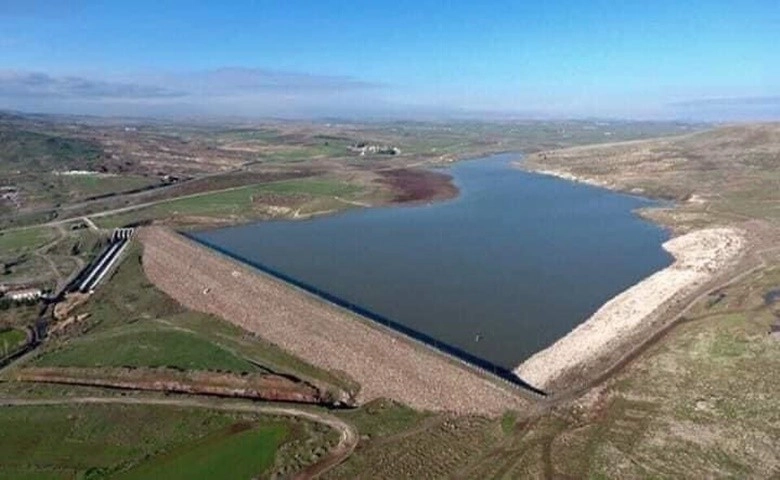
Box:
271, 418, 341, 478
166, 312, 358, 393
0, 128, 103, 172
36, 326, 261, 373
0, 403, 289, 479
49, 173, 158, 200
95, 178, 363, 228
0, 210, 58, 232
0, 381, 134, 398
500, 410, 518, 434
113, 422, 287, 480
336, 398, 430, 439
0, 328, 26, 344
0, 226, 63, 286
44, 227, 106, 262
258, 178, 362, 197
0, 328, 26, 356
0, 303, 39, 329
1, 255, 53, 286
326, 414, 503, 479
552, 268, 780, 479
0, 226, 57, 255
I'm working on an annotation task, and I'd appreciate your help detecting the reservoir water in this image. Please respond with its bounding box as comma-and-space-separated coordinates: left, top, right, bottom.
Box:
194, 153, 671, 370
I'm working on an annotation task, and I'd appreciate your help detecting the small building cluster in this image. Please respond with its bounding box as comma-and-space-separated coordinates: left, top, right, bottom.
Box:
348, 143, 401, 156
0, 286, 43, 304
0, 186, 20, 208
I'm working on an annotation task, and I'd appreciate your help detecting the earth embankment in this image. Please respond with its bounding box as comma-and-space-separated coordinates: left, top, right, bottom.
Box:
15, 367, 325, 404
139, 227, 530, 416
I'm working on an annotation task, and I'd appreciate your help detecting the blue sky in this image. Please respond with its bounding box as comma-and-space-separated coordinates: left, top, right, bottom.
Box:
0, 0, 778, 119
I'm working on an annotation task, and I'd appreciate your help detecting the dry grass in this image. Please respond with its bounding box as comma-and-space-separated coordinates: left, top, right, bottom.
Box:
552, 263, 780, 478
325, 415, 506, 479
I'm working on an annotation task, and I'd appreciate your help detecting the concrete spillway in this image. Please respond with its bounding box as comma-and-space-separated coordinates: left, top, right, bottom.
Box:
80, 240, 130, 292
72, 229, 134, 293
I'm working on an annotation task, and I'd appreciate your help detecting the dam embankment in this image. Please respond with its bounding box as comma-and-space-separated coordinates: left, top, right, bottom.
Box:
139, 226, 533, 416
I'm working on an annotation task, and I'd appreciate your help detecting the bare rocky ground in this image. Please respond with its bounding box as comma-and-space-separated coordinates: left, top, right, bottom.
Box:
139, 226, 532, 416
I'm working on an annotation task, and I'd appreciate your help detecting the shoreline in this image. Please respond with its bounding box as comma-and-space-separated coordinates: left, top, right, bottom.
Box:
527, 167, 613, 189
513, 162, 663, 201
514, 227, 745, 391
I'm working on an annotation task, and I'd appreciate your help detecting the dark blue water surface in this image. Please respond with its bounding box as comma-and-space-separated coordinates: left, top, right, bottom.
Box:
194, 153, 671, 369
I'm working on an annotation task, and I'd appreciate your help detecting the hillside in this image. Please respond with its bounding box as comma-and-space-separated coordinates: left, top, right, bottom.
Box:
525, 124, 780, 231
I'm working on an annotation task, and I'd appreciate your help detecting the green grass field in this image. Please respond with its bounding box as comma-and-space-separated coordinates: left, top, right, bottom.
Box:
36, 326, 261, 373
95, 178, 363, 228
256, 178, 361, 196
0, 404, 290, 480
113, 422, 286, 480
0, 226, 57, 255
52, 174, 158, 200
0, 328, 26, 356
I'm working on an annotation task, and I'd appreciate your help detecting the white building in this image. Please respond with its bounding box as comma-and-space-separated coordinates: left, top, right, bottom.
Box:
6, 288, 42, 302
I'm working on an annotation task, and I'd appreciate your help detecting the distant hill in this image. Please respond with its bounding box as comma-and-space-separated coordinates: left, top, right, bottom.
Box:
0, 127, 104, 173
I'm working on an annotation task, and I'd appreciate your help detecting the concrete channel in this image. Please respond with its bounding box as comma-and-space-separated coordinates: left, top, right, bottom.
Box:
69, 228, 134, 294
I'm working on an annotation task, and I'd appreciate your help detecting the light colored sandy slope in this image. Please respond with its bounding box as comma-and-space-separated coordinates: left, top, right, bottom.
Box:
515, 228, 744, 390
531, 168, 614, 189
139, 227, 531, 416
